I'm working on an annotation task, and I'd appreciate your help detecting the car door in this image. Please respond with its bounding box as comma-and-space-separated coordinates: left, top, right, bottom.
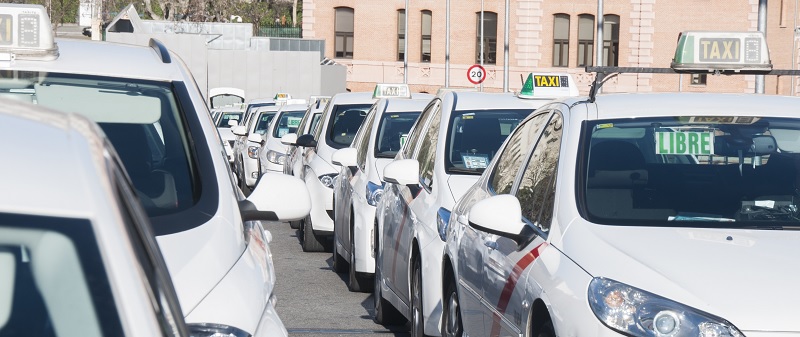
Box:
482, 112, 563, 337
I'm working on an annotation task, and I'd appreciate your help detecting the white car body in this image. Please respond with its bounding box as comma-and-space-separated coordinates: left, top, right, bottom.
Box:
2, 12, 311, 337
209, 87, 245, 109
232, 105, 281, 190
443, 92, 800, 337
0, 97, 188, 337
214, 107, 246, 163
259, 104, 309, 174
284, 99, 327, 177
331, 96, 433, 292
376, 90, 573, 336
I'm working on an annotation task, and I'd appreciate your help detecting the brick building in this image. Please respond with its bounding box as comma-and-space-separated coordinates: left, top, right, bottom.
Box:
302, 0, 800, 95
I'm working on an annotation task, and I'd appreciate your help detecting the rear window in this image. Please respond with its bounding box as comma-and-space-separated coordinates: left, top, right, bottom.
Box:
582, 117, 800, 226
445, 109, 531, 174
326, 104, 372, 149
272, 110, 306, 138
375, 111, 421, 158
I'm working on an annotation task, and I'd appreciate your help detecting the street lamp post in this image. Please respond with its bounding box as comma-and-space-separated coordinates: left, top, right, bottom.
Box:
404, 0, 409, 84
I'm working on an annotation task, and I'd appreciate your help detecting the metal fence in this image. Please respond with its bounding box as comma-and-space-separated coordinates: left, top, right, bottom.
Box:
257, 22, 302, 38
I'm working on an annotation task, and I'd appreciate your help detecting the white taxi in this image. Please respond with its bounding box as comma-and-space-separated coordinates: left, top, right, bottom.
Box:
330, 88, 433, 292
374, 76, 578, 336
231, 105, 280, 193
0, 5, 311, 337
259, 103, 309, 174
209, 87, 245, 109
443, 31, 800, 337
214, 106, 246, 163
0, 97, 189, 337
242, 97, 277, 124
283, 97, 329, 178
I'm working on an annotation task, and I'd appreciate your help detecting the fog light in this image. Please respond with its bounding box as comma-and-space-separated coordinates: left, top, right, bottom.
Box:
654, 310, 680, 336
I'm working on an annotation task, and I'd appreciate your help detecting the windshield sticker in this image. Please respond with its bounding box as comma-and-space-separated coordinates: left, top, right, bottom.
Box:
278, 128, 289, 137
462, 154, 489, 169
463, 115, 474, 120
597, 123, 614, 129
400, 134, 408, 148
391, 115, 400, 118
287, 117, 302, 127
656, 131, 713, 155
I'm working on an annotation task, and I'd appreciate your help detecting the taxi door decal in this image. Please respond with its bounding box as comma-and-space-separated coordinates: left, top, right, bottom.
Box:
489, 242, 548, 337
390, 204, 410, 281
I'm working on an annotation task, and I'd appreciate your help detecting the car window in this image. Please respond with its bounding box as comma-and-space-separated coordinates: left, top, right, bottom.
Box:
253, 112, 277, 135
582, 116, 800, 226
0, 213, 124, 337
295, 109, 313, 135
489, 111, 551, 194
445, 109, 531, 175
515, 113, 563, 233
326, 104, 372, 149
309, 113, 322, 136
356, 105, 379, 169
217, 112, 243, 128
416, 103, 442, 189
403, 100, 439, 158
272, 110, 306, 138
375, 111, 421, 159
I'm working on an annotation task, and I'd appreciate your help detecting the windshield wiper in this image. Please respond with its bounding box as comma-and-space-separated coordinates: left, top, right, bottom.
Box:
447, 167, 483, 175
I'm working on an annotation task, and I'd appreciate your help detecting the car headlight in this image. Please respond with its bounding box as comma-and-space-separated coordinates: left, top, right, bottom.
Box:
187, 323, 251, 337
366, 181, 384, 206
266, 150, 285, 165
436, 207, 451, 241
588, 277, 743, 337
318, 173, 337, 188
247, 146, 260, 159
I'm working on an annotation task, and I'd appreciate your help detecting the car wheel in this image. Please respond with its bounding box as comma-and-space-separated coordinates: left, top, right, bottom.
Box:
441, 276, 462, 337
289, 220, 301, 229
239, 160, 251, 196
347, 230, 372, 293
302, 214, 325, 252
411, 258, 425, 337
373, 246, 405, 325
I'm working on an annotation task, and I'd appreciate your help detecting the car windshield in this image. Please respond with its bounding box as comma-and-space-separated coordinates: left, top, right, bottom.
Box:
217, 112, 243, 128
327, 104, 372, 148
375, 111, 421, 158
0, 215, 123, 337
246, 102, 275, 116
445, 109, 531, 174
0, 72, 204, 233
254, 112, 277, 135
582, 117, 800, 227
272, 110, 306, 138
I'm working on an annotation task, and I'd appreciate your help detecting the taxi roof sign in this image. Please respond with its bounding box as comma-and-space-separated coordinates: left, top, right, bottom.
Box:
0, 4, 58, 62
671, 31, 771, 72
373, 83, 411, 99
274, 93, 292, 102
517, 73, 579, 99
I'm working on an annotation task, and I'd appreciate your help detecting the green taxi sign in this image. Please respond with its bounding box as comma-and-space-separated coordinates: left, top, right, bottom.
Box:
373, 83, 411, 99
671, 31, 771, 72
274, 93, 292, 102
287, 116, 302, 127
517, 73, 579, 99
656, 131, 714, 155
0, 4, 58, 61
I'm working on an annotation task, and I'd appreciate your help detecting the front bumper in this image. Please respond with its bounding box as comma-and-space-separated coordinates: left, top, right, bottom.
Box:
305, 173, 334, 233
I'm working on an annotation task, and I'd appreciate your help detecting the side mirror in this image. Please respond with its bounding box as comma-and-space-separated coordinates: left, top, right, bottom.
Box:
227, 119, 239, 128
232, 125, 247, 136
468, 195, 530, 245
239, 173, 311, 222
281, 133, 298, 146
247, 133, 263, 144
332, 148, 358, 168
383, 159, 419, 186
295, 134, 317, 148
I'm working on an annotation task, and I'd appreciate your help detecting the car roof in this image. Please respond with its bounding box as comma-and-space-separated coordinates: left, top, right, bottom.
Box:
216, 106, 246, 113
247, 98, 276, 104
278, 104, 309, 112
450, 91, 546, 111
562, 93, 800, 120
12, 39, 183, 82
384, 97, 433, 113
0, 98, 110, 218
330, 92, 376, 105
255, 105, 282, 113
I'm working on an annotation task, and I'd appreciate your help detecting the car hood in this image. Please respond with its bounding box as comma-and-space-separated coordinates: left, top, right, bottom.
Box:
447, 175, 480, 202
217, 127, 236, 141
561, 221, 800, 332
374, 158, 393, 181
265, 135, 288, 153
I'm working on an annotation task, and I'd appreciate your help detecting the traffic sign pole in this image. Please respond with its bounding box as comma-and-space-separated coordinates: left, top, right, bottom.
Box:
468, 64, 487, 85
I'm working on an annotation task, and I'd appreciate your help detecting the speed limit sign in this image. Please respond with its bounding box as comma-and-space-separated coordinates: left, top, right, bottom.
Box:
467, 64, 486, 85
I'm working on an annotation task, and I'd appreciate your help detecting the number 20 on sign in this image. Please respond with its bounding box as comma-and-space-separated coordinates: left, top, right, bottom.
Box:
467, 64, 486, 85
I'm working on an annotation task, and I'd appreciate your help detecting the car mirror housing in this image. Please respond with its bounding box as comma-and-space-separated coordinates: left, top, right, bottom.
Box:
382, 159, 419, 186
227, 119, 239, 128
281, 133, 298, 146
468, 195, 529, 244
295, 134, 317, 148
247, 133, 263, 144
232, 125, 247, 136
239, 173, 311, 222
332, 148, 358, 168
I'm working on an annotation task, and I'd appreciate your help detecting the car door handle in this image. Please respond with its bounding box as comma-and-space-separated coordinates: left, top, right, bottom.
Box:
484, 241, 498, 250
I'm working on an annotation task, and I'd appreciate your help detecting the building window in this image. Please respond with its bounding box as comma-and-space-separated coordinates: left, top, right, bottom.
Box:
691, 74, 707, 85
421, 10, 432, 62
578, 14, 594, 67
397, 10, 405, 61
334, 7, 354, 59
476, 11, 498, 64
603, 14, 620, 66
553, 14, 569, 67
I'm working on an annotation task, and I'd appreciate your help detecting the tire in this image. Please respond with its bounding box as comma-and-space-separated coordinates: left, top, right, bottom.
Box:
238, 163, 251, 196
347, 231, 372, 292
534, 319, 555, 337
411, 258, 425, 337
289, 220, 301, 229
302, 214, 325, 252
373, 238, 405, 325
441, 277, 463, 337
332, 243, 347, 273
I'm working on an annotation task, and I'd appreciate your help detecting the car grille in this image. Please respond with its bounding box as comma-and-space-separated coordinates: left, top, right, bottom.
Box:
228, 140, 236, 148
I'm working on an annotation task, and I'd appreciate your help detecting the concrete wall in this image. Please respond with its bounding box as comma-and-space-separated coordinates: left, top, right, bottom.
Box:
107, 32, 346, 102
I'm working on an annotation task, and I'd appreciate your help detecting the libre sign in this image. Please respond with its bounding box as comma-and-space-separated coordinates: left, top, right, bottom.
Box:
656, 132, 714, 155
